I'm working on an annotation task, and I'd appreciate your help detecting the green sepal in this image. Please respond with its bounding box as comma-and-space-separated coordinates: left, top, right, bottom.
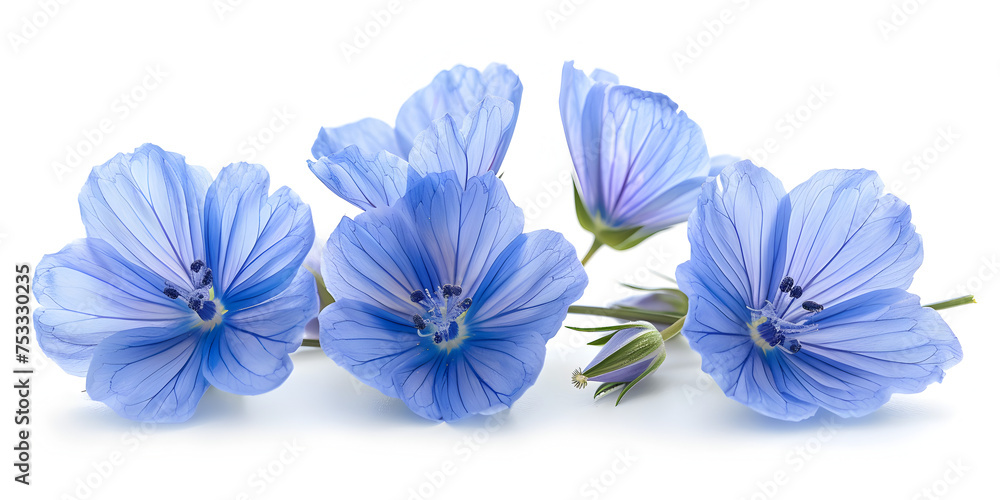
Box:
594, 382, 627, 400
573, 183, 648, 251
615, 351, 666, 406
573, 182, 597, 234
582, 328, 663, 379
304, 264, 336, 310
588, 332, 616, 346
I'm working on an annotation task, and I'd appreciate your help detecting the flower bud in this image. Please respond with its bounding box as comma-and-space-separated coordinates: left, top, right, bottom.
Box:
571, 321, 666, 404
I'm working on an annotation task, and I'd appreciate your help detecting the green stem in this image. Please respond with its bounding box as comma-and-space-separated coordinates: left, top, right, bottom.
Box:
659, 315, 686, 341
567, 305, 682, 325
301, 338, 321, 348
924, 295, 976, 311
581, 238, 602, 266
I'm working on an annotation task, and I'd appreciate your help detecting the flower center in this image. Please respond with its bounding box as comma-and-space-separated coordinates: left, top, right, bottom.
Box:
747, 276, 826, 354
162, 260, 224, 324
409, 284, 472, 349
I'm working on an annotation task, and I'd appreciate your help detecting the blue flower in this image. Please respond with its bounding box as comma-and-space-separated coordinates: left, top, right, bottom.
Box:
559, 61, 736, 257
33, 144, 318, 422
676, 160, 962, 421
309, 96, 516, 210
319, 171, 587, 421
311, 63, 522, 161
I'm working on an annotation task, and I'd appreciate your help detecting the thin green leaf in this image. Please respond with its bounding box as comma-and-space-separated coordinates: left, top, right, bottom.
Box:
567, 305, 682, 325
565, 322, 650, 333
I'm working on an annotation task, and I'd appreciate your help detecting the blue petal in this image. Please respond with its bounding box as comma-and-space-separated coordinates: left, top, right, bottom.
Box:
408, 96, 516, 186
202, 267, 317, 395
623, 176, 709, 241
679, 276, 819, 420
773, 169, 922, 324
559, 61, 612, 212
407, 115, 468, 181
322, 211, 435, 317
394, 64, 522, 155
86, 326, 209, 423
461, 96, 517, 178
772, 289, 962, 418
624, 155, 736, 236
203, 163, 313, 310
311, 117, 402, 159
677, 160, 790, 315
560, 63, 711, 234
34, 239, 192, 376
399, 172, 524, 294
466, 230, 587, 341
596, 85, 710, 230
429, 333, 547, 421
308, 146, 409, 210
318, 298, 425, 401
678, 161, 819, 419
628, 153, 740, 234
79, 143, 212, 292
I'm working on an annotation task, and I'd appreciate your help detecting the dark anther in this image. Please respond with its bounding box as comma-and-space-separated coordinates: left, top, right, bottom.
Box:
187, 298, 203, 311
432, 333, 443, 344
789, 285, 803, 299
770, 333, 786, 347
450, 285, 462, 296
779, 276, 794, 293
190, 260, 205, 272
201, 269, 213, 287
460, 298, 473, 310
802, 301, 824, 313
412, 314, 427, 330
787, 339, 802, 353
410, 290, 426, 303
163, 286, 180, 299
442, 284, 456, 297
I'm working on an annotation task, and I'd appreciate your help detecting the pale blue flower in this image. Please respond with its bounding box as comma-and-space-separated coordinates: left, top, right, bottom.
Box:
319, 171, 587, 421
560, 61, 735, 255
676, 160, 962, 420
34, 144, 317, 422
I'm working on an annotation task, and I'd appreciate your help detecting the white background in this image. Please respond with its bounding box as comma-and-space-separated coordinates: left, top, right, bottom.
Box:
2, 1, 997, 499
